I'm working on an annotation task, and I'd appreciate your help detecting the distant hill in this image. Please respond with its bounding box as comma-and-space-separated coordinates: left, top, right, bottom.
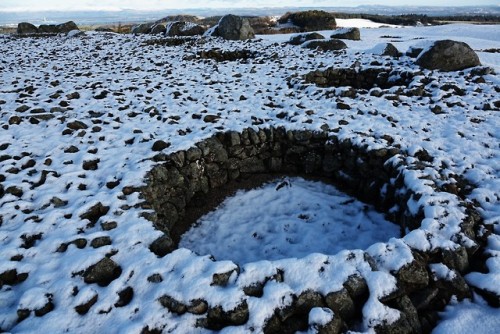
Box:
0, 5, 498, 27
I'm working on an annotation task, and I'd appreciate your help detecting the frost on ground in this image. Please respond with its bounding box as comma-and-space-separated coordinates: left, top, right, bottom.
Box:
0, 21, 499, 333
180, 177, 400, 264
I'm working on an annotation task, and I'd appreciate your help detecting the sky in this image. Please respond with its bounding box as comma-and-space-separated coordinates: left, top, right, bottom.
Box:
0, 0, 497, 12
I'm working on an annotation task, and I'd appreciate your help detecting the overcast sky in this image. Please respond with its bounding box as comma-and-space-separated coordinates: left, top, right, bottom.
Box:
0, 0, 497, 12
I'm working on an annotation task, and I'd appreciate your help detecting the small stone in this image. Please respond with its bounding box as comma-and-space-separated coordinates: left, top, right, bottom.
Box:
149, 235, 174, 257
64, 145, 80, 153
16, 105, 30, 113
6, 186, 23, 197
80, 202, 110, 226
83, 257, 122, 286
90, 236, 111, 248
115, 286, 134, 307
337, 102, 351, 110
0, 268, 29, 286
82, 159, 100, 170
188, 299, 208, 315
34, 295, 55, 317
203, 114, 220, 123
211, 267, 239, 287
147, 273, 163, 283
9, 116, 22, 125
50, 197, 68, 207
75, 293, 98, 315
158, 295, 187, 315
152, 140, 170, 152
67, 120, 88, 130
66, 92, 80, 100
101, 221, 117, 231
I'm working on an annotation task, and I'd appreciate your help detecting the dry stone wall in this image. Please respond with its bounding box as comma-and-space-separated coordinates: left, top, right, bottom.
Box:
140, 127, 486, 333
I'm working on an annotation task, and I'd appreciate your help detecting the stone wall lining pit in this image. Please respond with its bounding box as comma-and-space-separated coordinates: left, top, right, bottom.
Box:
140, 126, 485, 333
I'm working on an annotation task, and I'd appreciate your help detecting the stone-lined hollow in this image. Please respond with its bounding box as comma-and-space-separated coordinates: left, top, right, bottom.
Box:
143, 127, 408, 245
141, 126, 486, 333
179, 177, 401, 264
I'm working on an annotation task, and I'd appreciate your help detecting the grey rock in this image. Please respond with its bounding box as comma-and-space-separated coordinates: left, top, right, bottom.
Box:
166, 21, 205, 37
325, 288, 356, 320
212, 267, 239, 287
131, 23, 154, 34
0, 268, 29, 286
152, 140, 170, 152
67, 120, 88, 130
442, 247, 469, 273
396, 259, 429, 293
296, 290, 326, 315
202, 301, 249, 330
17, 22, 38, 34
308, 307, 343, 334
149, 235, 174, 257
83, 257, 122, 286
38, 21, 79, 34
75, 293, 98, 315
79, 202, 110, 226
159, 295, 187, 314
303, 39, 347, 51
331, 27, 360, 40
289, 32, 324, 45
82, 159, 100, 171
188, 299, 209, 315
208, 14, 255, 40
416, 40, 481, 71
150, 24, 166, 34
115, 286, 134, 307
90, 236, 111, 248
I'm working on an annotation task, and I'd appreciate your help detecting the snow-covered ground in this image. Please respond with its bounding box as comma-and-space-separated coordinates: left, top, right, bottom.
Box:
0, 20, 499, 333
180, 177, 400, 264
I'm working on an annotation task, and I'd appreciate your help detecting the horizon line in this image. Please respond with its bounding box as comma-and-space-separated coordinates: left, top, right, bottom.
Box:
1, 4, 499, 14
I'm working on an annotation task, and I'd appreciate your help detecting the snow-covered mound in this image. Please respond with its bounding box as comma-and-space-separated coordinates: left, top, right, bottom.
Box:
0, 23, 499, 333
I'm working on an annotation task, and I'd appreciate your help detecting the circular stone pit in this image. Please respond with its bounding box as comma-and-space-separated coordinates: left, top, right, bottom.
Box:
140, 126, 486, 333
180, 177, 401, 264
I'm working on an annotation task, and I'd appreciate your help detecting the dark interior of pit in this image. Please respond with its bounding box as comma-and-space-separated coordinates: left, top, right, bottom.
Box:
140, 127, 491, 333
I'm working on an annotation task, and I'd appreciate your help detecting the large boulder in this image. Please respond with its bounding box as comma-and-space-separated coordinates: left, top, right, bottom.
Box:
288, 32, 324, 45
57, 21, 79, 33
416, 40, 481, 71
166, 21, 205, 37
278, 10, 337, 32
150, 24, 166, 34
17, 22, 38, 34
331, 27, 360, 40
303, 39, 347, 52
38, 21, 79, 34
131, 23, 154, 34
207, 14, 255, 40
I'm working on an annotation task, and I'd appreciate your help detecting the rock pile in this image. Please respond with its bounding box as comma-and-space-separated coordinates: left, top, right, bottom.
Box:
330, 27, 361, 40
17, 21, 79, 35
